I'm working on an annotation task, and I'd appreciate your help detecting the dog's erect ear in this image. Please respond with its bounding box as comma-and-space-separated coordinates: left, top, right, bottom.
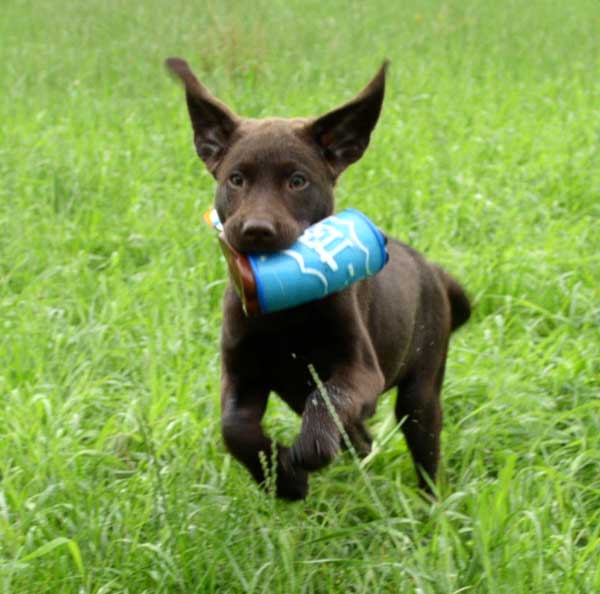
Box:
308, 62, 388, 178
165, 57, 239, 175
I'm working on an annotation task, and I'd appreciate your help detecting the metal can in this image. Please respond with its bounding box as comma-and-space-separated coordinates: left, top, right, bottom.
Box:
206, 208, 389, 316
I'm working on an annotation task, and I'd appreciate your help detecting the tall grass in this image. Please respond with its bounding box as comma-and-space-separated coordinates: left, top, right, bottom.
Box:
1, 0, 599, 592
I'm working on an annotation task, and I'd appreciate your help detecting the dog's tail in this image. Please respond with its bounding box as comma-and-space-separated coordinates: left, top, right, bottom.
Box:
434, 266, 471, 331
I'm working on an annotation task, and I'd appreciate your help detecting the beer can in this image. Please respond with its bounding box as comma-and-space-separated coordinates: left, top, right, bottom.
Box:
206, 208, 389, 316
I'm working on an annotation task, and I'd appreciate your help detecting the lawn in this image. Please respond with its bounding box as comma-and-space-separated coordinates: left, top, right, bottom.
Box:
1, 0, 599, 592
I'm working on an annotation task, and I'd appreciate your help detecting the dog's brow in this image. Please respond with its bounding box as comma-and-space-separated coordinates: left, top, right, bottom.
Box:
279, 160, 309, 172
231, 153, 318, 173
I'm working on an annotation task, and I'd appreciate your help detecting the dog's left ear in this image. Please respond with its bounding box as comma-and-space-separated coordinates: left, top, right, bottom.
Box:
308, 62, 388, 178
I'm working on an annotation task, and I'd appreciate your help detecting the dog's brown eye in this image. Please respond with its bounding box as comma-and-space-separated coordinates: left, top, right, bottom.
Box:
228, 172, 244, 188
289, 173, 308, 191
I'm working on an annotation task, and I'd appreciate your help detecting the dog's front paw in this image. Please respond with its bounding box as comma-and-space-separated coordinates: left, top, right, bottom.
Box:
261, 447, 309, 501
291, 428, 340, 472
275, 466, 309, 501
341, 422, 373, 458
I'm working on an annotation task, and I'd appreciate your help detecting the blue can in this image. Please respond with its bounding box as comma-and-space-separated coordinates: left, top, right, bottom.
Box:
207, 208, 389, 315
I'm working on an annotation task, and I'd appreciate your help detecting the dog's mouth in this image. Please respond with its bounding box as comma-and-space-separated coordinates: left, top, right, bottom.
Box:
224, 220, 303, 255
225, 233, 297, 255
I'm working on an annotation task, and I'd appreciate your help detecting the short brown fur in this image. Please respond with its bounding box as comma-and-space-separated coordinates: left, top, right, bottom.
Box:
166, 58, 470, 499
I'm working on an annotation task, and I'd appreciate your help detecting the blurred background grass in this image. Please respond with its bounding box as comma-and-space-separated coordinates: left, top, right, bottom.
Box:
1, 1, 599, 592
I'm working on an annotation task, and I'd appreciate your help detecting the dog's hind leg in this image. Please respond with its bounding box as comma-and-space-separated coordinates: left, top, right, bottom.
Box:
395, 360, 447, 493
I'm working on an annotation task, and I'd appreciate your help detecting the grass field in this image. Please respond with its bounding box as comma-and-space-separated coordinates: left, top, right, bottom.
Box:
1, 0, 599, 592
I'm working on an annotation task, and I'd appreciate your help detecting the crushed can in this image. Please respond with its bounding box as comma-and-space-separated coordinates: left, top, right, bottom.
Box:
206, 208, 389, 316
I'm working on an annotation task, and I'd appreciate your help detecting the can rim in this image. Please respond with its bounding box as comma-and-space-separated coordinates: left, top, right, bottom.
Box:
218, 235, 261, 316
247, 255, 267, 313
342, 208, 389, 267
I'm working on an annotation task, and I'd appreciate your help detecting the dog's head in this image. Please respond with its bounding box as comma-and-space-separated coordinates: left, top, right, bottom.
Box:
166, 58, 387, 253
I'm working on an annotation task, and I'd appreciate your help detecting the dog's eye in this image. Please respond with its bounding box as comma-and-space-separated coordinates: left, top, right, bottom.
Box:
228, 172, 245, 188
289, 173, 308, 191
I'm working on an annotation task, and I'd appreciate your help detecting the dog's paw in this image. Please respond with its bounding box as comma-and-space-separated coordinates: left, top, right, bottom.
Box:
341, 422, 373, 458
291, 429, 340, 472
276, 472, 309, 501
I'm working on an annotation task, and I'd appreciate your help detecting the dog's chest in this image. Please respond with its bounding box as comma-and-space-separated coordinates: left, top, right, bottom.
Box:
268, 349, 318, 413
240, 330, 336, 412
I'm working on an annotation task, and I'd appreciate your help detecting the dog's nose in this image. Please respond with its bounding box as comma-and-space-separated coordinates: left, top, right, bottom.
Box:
241, 219, 277, 244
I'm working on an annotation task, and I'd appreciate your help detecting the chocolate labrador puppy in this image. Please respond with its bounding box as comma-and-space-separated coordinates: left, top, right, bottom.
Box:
166, 58, 470, 499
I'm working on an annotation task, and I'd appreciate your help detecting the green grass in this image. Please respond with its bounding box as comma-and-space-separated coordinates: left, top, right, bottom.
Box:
1, 0, 599, 591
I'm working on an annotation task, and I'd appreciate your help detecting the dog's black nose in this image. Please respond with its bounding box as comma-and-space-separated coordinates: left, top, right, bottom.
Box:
241, 219, 277, 244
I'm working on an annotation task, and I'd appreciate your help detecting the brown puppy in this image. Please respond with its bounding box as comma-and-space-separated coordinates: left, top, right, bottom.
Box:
166, 58, 470, 500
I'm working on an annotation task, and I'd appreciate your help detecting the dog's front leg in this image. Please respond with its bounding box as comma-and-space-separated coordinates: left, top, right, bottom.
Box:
289, 356, 384, 473
221, 377, 308, 500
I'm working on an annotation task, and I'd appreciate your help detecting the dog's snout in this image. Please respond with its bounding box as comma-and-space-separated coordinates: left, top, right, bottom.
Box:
226, 214, 300, 253
241, 219, 276, 243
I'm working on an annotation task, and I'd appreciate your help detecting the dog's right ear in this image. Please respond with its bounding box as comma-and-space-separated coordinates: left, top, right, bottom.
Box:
165, 58, 239, 176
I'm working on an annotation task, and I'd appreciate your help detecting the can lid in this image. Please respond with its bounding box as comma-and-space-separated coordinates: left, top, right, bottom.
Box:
217, 234, 260, 316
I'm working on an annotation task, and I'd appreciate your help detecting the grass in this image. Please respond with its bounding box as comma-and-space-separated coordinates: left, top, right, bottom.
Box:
1, 0, 599, 591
